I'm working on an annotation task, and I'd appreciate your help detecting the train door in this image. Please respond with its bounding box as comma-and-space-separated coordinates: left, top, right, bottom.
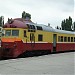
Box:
30, 33, 35, 47
23, 30, 27, 43
53, 34, 57, 52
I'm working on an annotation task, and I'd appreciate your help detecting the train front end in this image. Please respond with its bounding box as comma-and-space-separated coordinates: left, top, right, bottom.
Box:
1, 28, 24, 58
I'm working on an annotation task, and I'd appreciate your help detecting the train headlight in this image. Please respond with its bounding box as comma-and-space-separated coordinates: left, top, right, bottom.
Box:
5, 44, 8, 46
14, 43, 17, 47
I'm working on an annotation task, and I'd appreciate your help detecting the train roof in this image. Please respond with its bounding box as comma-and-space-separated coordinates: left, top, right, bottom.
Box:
4, 18, 75, 35
35, 24, 75, 35
3, 18, 34, 28
25, 22, 75, 35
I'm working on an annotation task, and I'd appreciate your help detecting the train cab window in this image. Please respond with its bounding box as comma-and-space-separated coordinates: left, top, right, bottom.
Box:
71, 37, 73, 42
27, 24, 30, 29
68, 37, 70, 42
64, 37, 67, 42
12, 30, 19, 36
33, 25, 35, 29
38, 34, 43, 41
27, 24, 35, 29
27, 24, 35, 32
30, 25, 35, 29
24, 30, 26, 37
5, 30, 11, 36
61, 36, 63, 42
74, 37, 75, 42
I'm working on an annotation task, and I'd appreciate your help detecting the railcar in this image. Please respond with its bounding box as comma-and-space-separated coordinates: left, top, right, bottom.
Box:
0, 18, 75, 58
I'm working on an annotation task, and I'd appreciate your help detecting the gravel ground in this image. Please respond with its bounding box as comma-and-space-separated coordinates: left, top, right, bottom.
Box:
0, 52, 75, 75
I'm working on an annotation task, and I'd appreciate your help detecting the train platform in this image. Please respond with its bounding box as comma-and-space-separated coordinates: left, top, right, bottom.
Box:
0, 52, 75, 75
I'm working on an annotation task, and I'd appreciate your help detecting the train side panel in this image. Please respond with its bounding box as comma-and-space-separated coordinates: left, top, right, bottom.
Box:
22, 30, 53, 52
56, 33, 75, 52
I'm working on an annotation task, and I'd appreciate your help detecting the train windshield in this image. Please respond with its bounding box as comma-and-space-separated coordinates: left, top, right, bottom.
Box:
5, 30, 19, 36
12, 30, 19, 36
5, 30, 11, 36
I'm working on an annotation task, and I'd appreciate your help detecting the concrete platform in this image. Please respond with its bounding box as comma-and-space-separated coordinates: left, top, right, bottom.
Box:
0, 52, 75, 75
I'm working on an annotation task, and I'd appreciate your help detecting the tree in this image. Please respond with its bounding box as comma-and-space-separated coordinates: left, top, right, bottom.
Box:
68, 16, 72, 31
0, 16, 4, 27
61, 16, 72, 31
22, 11, 26, 19
61, 20, 65, 30
69, 16, 72, 26
25, 13, 31, 19
22, 11, 31, 19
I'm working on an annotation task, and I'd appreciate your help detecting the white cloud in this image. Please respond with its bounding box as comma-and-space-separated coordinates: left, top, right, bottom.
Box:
0, 0, 74, 28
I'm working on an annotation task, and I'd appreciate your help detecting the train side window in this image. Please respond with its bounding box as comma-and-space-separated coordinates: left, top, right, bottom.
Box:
71, 37, 73, 42
74, 37, 75, 42
61, 36, 63, 42
58, 36, 61, 42
68, 37, 70, 42
64, 37, 67, 42
24, 30, 26, 37
38, 34, 43, 41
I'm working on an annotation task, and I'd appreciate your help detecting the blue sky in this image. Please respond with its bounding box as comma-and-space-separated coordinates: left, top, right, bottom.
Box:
0, 0, 74, 28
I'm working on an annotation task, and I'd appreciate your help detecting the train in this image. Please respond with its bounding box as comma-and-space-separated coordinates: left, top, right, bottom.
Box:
0, 18, 75, 59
